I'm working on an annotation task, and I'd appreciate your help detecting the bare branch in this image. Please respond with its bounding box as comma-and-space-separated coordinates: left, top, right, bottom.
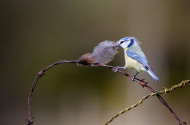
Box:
96, 64, 186, 125
105, 80, 190, 125
26, 61, 187, 125
27, 60, 78, 125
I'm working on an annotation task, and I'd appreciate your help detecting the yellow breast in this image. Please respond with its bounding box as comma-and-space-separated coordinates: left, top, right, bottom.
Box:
124, 48, 145, 72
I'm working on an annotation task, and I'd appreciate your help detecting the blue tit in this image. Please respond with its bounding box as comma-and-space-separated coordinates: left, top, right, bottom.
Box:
116, 37, 160, 82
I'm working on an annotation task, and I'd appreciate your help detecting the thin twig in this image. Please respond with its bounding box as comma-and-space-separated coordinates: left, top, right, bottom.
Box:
105, 80, 190, 125
105, 94, 154, 125
27, 60, 78, 125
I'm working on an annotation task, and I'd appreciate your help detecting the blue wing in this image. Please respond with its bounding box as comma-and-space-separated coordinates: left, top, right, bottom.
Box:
126, 50, 151, 70
126, 50, 160, 81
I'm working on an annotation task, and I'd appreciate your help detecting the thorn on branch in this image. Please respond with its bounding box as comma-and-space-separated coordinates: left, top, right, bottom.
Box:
37, 71, 44, 77
27, 118, 33, 125
182, 122, 187, 125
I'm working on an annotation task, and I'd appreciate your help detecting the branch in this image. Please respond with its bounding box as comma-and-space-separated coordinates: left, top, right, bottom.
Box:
26, 60, 187, 125
105, 80, 190, 125
96, 64, 186, 125
27, 60, 78, 125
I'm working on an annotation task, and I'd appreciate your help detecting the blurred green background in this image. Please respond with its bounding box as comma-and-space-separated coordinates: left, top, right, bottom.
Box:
1, 0, 190, 125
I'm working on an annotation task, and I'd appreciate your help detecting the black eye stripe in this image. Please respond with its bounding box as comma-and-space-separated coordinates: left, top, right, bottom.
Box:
120, 41, 124, 44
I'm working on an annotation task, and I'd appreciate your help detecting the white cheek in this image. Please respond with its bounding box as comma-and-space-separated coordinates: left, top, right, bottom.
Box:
121, 42, 130, 49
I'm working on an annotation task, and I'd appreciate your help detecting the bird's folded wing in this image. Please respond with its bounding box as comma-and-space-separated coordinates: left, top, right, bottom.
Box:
126, 50, 151, 70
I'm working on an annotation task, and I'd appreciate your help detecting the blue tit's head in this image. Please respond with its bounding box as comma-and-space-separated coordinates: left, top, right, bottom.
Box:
118, 37, 139, 49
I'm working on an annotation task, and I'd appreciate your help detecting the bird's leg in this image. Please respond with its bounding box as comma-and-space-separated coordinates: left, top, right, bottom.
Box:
113, 66, 125, 72
131, 72, 139, 81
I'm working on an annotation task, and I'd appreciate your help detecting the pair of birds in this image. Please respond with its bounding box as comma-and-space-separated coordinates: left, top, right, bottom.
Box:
116, 37, 160, 82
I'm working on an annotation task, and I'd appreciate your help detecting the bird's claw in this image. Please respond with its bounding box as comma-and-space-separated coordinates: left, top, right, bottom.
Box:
131, 76, 135, 81
113, 66, 120, 72
131, 72, 139, 81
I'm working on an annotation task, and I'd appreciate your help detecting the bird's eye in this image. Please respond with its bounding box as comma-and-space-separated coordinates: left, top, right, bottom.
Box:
120, 41, 124, 44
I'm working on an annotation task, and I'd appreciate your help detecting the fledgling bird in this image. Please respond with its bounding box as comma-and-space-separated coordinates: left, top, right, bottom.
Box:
115, 37, 160, 81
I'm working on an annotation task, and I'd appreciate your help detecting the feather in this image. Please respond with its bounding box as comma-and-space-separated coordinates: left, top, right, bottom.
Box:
91, 40, 119, 64
146, 69, 160, 82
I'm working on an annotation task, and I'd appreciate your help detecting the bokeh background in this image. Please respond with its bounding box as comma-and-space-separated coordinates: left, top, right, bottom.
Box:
1, 0, 190, 125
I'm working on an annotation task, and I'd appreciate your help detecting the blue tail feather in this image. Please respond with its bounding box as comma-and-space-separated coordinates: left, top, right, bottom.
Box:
146, 69, 160, 82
